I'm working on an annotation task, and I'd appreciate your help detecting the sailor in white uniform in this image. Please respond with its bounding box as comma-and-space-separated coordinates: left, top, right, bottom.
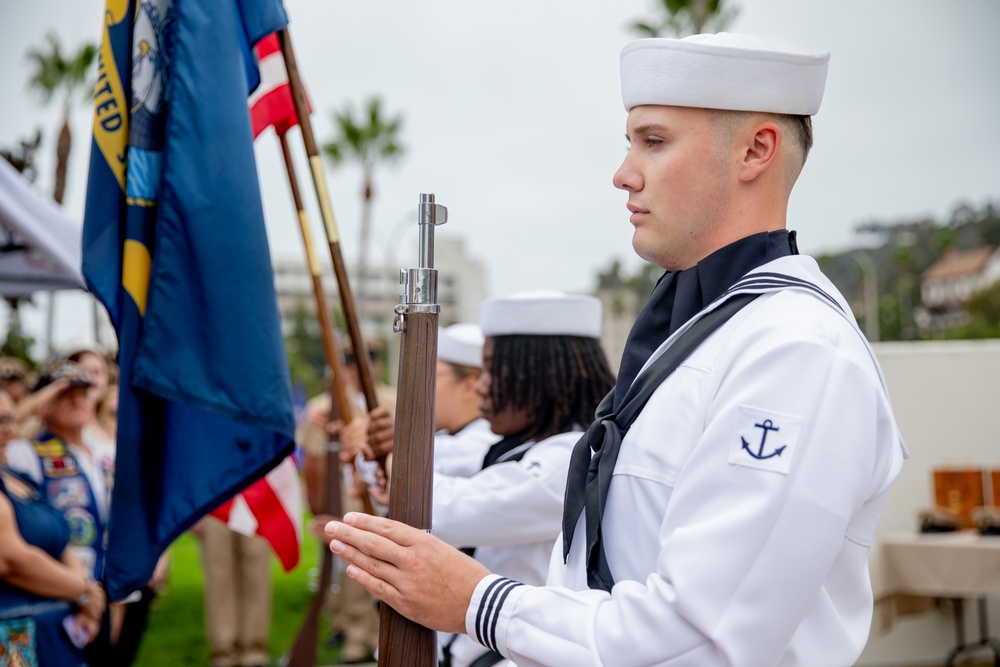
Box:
325, 33, 908, 667
434, 294, 614, 667
432, 323, 499, 479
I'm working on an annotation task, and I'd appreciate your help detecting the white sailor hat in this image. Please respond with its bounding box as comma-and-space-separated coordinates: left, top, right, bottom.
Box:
479, 290, 602, 339
620, 32, 830, 115
438, 323, 485, 368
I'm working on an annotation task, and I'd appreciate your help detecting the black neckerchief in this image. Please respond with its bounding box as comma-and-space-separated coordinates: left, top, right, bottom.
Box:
480, 433, 528, 470
612, 230, 798, 410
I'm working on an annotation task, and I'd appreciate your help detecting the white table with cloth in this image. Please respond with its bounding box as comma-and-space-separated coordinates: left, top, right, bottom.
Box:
874, 530, 1000, 666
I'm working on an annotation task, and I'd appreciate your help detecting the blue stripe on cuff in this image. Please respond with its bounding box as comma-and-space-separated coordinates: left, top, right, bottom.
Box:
488, 580, 522, 653
475, 578, 508, 647
476, 577, 522, 651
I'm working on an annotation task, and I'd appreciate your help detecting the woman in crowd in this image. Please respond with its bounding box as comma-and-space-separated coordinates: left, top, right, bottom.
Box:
66, 347, 117, 454
0, 386, 107, 665
5, 361, 112, 582
4, 360, 121, 663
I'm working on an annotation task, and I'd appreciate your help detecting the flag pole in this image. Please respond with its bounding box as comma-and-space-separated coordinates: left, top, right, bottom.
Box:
276, 28, 383, 421
276, 130, 372, 513
278, 132, 354, 446
275, 24, 380, 510
277, 132, 374, 667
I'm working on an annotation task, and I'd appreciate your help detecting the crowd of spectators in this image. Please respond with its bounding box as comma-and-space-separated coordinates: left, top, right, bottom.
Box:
0, 348, 156, 666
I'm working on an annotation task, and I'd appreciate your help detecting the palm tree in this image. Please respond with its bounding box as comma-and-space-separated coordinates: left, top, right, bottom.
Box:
629, 0, 739, 38
25, 33, 97, 204
322, 97, 405, 305
0, 131, 43, 184
26, 33, 97, 355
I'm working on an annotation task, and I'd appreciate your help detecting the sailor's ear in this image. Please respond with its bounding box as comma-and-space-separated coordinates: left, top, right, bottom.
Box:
738, 121, 780, 183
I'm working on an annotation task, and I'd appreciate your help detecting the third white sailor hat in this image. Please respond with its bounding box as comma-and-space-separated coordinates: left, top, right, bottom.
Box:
438, 323, 485, 368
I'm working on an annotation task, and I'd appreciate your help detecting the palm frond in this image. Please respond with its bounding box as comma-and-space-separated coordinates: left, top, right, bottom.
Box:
321, 96, 406, 171
628, 21, 661, 38
24, 33, 97, 105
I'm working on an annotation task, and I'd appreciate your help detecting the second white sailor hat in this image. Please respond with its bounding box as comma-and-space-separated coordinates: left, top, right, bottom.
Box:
479, 290, 602, 339
620, 32, 830, 115
438, 323, 485, 368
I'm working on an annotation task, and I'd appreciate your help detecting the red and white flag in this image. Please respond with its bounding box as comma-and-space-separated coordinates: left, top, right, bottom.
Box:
210, 456, 303, 571
248, 33, 311, 139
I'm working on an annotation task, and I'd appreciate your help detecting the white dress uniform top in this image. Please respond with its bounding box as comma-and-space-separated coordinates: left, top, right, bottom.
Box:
433, 418, 498, 478
437, 293, 603, 667
434, 430, 582, 586
435, 430, 581, 667
465, 257, 907, 667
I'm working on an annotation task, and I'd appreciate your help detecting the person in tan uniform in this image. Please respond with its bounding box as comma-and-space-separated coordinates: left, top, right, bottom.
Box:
300, 341, 392, 664
194, 517, 272, 667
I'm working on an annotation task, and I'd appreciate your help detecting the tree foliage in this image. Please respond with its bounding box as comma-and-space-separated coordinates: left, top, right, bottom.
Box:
2, 300, 37, 367
322, 97, 405, 173
0, 130, 43, 183
963, 282, 1000, 339
284, 298, 331, 400
629, 0, 740, 38
24, 32, 97, 204
833, 200, 1000, 340
322, 97, 405, 303
596, 258, 663, 306
25, 33, 97, 112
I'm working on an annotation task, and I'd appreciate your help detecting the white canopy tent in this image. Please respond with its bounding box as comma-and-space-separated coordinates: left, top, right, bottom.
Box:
0, 156, 85, 297
0, 156, 101, 358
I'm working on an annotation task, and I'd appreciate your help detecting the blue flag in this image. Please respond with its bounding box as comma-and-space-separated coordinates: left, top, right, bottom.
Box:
83, 0, 295, 600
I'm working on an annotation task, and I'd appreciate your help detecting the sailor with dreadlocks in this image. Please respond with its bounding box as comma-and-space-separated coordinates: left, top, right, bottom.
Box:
341, 292, 613, 667
433, 291, 613, 667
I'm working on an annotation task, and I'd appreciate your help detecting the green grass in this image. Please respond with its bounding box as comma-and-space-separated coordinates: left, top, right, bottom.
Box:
133, 528, 342, 666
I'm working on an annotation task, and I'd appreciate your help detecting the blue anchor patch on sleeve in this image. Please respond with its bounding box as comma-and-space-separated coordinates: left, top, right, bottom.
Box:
742, 419, 785, 459
728, 406, 803, 474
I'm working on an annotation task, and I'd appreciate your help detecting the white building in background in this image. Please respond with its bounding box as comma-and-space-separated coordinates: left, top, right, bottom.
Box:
918, 245, 1000, 330
273, 235, 488, 344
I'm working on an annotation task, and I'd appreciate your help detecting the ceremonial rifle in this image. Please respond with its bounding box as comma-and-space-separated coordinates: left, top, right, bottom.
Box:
378, 194, 446, 666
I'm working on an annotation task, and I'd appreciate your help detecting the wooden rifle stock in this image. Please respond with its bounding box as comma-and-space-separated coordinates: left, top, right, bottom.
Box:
377, 194, 446, 666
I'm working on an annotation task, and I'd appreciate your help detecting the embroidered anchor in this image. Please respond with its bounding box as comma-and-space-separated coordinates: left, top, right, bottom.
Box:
741, 419, 787, 460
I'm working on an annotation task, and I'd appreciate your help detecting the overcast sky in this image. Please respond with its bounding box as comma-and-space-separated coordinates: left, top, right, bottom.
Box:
1, 0, 998, 353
